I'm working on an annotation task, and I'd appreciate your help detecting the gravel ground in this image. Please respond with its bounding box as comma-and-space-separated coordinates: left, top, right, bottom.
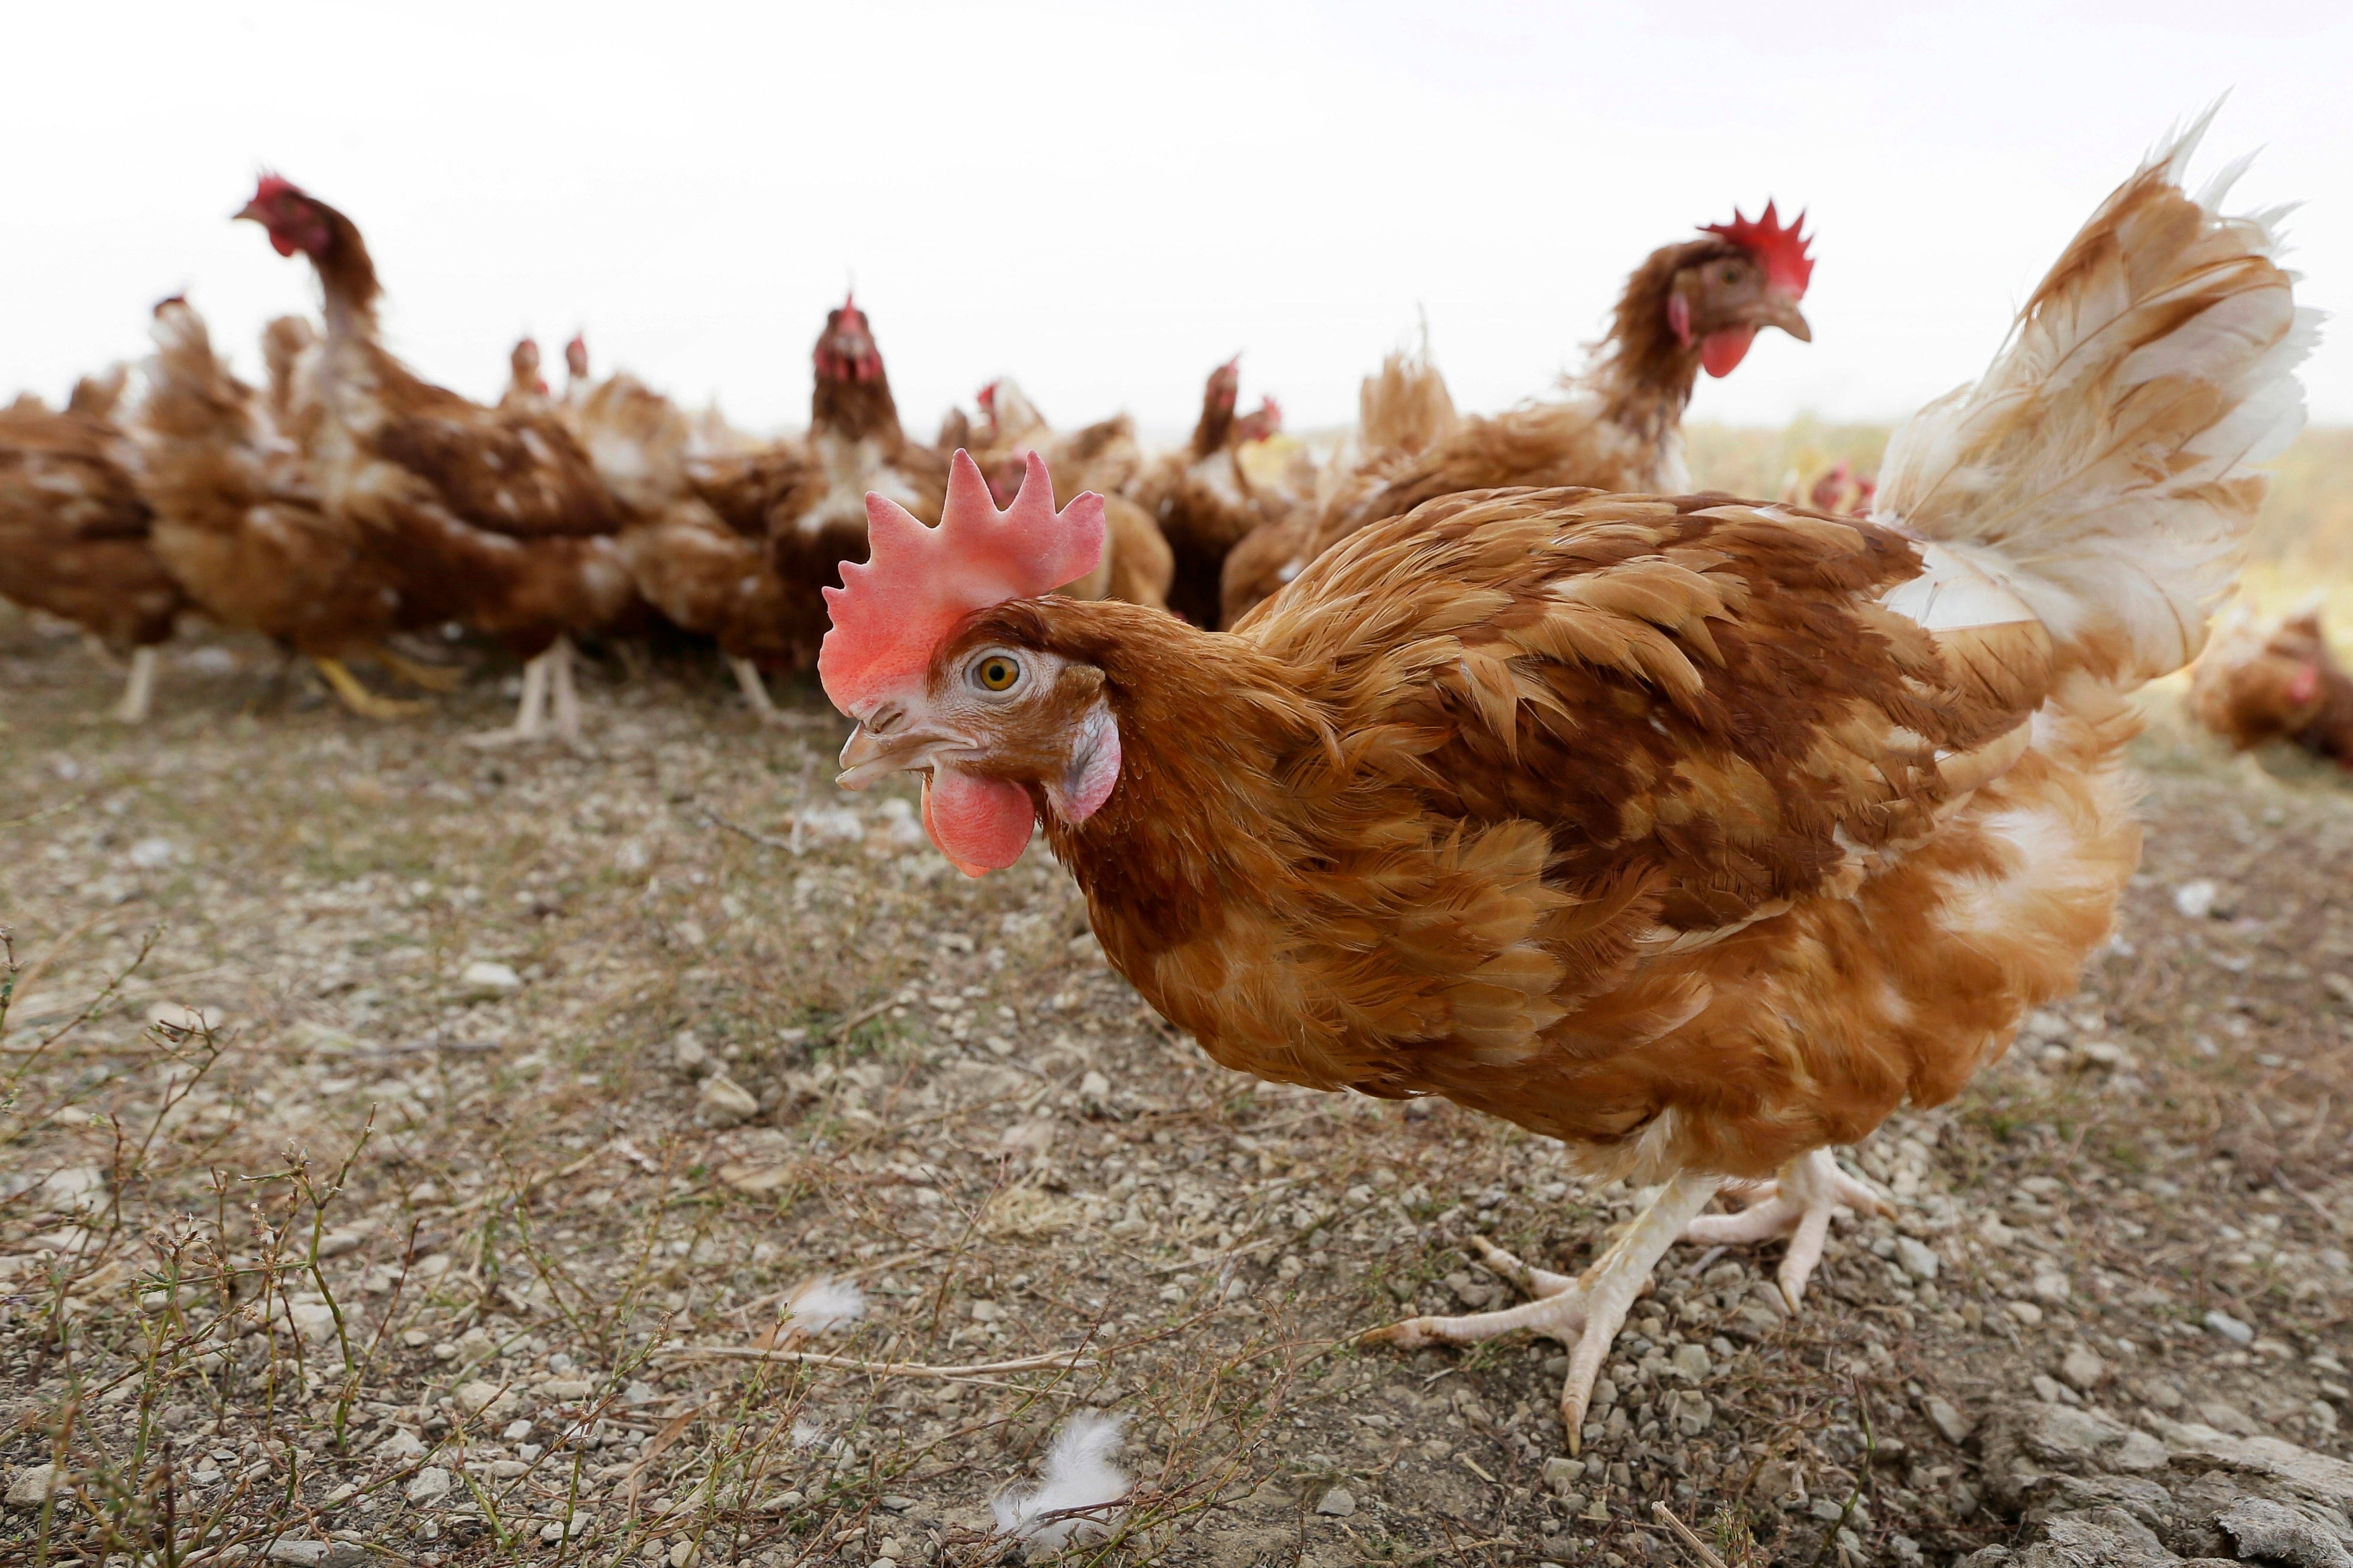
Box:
1, 613, 2348, 1568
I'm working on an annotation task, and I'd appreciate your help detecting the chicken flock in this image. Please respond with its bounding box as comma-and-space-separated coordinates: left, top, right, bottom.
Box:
2, 120, 2328, 1449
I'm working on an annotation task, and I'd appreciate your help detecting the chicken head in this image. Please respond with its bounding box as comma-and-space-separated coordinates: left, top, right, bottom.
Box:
1667, 202, 1814, 377
824, 451, 1112, 875
235, 175, 331, 260
815, 294, 886, 384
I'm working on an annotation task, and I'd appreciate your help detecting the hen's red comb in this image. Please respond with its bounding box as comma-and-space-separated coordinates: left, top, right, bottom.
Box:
252, 173, 303, 206
1701, 201, 1813, 298
819, 449, 1106, 717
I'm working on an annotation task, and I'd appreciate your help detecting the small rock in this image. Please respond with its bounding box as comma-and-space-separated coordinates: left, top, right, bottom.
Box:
128, 836, 179, 869
2059, 1344, 2106, 1392
1540, 1457, 1586, 1497
2216, 1496, 2353, 1568
2006, 1299, 2045, 1327
2204, 1309, 2255, 1346
286, 1301, 338, 1344
1670, 1343, 1712, 1381
538, 1379, 594, 1401
539, 1516, 590, 1544
1315, 1486, 1356, 1517
1077, 1070, 1112, 1108
696, 1071, 759, 1126
453, 1380, 513, 1418
39, 1166, 108, 1216
456, 960, 522, 999
2196, 1399, 2261, 1436
375, 1428, 427, 1459
263, 1542, 328, 1566
1893, 1236, 1940, 1282
5, 1463, 60, 1509
2030, 1271, 2072, 1303
405, 1466, 452, 1504
671, 1032, 710, 1076
1924, 1397, 1976, 1446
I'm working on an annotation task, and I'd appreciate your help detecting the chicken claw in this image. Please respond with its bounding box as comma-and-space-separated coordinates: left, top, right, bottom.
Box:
312, 656, 424, 721
1362, 1173, 1720, 1451
370, 645, 465, 693
1681, 1148, 1892, 1311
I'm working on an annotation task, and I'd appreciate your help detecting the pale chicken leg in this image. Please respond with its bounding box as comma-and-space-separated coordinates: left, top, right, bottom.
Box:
1682, 1147, 1892, 1311
1366, 1174, 1720, 1452
728, 654, 780, 721
112, 645, 159, 724
467, 641, 560, 747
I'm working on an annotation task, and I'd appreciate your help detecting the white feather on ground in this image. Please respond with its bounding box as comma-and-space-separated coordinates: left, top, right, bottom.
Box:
782, 1275, 866, 1335
990, 1411, 1130, 1557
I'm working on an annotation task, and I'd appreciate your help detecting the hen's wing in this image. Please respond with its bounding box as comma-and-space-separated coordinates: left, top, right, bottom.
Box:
370, 376, 624, 539
1248, 488, 2054, 995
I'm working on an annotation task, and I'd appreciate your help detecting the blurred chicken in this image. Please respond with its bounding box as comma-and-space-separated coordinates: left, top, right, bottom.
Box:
501, 336, 553, 414
0, 369, 185, 719
1783, 456, 1876, 518
1220, 344, 1454, 626
237, 176, 640, 744
260, 315, 320, 443
562, 336, 823, 715
768, 295, 948, 600
1222, 206, 1816, 626
959, 379, 1173, 611
2190, 606, 2353, 766
1131, 357, 1288, 625
138, 296, 442, 718
822, 123, 2310, 1446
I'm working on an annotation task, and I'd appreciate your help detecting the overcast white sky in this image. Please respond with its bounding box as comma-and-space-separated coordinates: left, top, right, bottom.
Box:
4, 1, 2347, 439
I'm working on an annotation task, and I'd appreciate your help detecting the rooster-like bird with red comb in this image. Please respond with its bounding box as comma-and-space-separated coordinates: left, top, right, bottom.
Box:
823, 122, 2311, 1446
1221, 203, 1816, 627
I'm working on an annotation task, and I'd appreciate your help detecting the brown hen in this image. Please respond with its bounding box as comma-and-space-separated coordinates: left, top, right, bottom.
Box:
2190, 606, 2353, 766
959, 378, 1173, 611
1220, 206, 1815, 628
821, 122, 2311, 1446
237, 176, 640, 745
1130, 357, 1289, 626
0, 372, 185, 720
137, 296, 440, 719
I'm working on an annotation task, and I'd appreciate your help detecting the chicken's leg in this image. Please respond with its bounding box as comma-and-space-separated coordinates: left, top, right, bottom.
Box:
466, 651, 550, 747
314, 656, 425, 721
370, 645, 464, 693
1681, 1147, 1891, 1311
728, 654, 781, 720
547, 635, 584, 745
113, 645, 159, 724
1363, 1173, 1720, 1451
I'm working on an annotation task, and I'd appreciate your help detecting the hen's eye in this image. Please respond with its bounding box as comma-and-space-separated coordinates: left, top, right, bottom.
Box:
972, 654, 1022, 693
1721, 265, 1744, 284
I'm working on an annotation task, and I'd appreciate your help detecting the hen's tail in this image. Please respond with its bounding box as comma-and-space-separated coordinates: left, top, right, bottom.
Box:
1356, 342, 1458, 461
142, 300, 259, 450
1873, 109, 2317, 685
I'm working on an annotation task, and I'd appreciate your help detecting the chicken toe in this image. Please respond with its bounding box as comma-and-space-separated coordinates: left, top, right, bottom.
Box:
371, 645, 464, 693
1363, 1173, 1720, 1451
466, 649, 551, 747
1681, 1148, 1891, 1311
313, 657, 425, 721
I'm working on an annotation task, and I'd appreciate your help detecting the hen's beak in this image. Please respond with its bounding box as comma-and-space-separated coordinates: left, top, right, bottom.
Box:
233, 201, 265, 224
838, 720, 967, 791
1757, 290, 1812, 343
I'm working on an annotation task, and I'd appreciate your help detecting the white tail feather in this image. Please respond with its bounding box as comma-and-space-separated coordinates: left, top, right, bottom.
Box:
1873, 110, 2317, 684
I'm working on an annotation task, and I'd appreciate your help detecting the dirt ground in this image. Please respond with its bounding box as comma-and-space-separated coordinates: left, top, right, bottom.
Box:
2, 613, 2349, 1568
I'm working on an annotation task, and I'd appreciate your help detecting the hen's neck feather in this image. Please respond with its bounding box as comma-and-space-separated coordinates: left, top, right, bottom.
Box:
1581, 238, 1725, 445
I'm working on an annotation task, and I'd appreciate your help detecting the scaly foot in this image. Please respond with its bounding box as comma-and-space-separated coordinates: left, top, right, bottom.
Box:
370, 645, 465, 693
314, 657, 426, 721
466, 647, 553, 747
1362, 1173, 1720, 1451
1682, 1148, 1891, 1311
